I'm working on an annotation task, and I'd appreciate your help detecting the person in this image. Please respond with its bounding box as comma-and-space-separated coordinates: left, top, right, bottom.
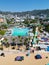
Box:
32, 50, 34, 53
26, 42, 30, 50
26, 47, 30, 56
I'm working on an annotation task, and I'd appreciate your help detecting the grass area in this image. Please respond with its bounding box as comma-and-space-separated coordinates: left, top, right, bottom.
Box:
0, 30, 6, 35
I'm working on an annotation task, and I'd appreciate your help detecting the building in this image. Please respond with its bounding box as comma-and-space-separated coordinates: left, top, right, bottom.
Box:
0, 15, 7, 26
30, 16, 35, 19
15, 15, 24, 22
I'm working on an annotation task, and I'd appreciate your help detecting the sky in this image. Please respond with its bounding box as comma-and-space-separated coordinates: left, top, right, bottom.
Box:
0, 0, 49, 12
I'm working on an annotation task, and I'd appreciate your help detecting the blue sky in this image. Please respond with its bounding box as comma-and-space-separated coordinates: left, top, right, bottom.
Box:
0, 0, 49, 12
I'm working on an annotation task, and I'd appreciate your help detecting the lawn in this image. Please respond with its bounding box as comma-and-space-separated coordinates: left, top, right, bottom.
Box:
0, 30, 6, 35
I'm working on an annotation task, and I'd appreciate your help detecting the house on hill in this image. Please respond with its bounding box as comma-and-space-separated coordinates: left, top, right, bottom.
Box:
0, 15, 7, 26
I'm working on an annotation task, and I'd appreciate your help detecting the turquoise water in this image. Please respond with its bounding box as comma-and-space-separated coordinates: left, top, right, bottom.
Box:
12, 27, 29, 36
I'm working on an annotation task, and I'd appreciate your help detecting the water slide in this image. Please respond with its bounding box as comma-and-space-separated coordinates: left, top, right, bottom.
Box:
33, 27, 38, 44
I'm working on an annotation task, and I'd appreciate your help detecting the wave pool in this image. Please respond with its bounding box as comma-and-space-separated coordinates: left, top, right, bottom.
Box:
12, 27, 29, 36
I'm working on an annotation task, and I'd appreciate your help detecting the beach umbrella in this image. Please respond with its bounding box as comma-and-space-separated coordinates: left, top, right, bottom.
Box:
15, 56, 24, 61
35, 54, 42, 59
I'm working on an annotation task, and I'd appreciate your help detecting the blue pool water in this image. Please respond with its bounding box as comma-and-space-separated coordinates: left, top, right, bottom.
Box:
12, 27, 29, 36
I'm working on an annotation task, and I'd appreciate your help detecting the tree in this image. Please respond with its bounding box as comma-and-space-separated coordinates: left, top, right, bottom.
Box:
6, 19, 11, 24
12, 38, 15, 42
4, 38, 10, 48
11, 38, 16, 47
24, 37, 28, 45
44, 24, 49, 32
1, 24, 8, 29
33, 26, 36, 34
30, 19, 37, 23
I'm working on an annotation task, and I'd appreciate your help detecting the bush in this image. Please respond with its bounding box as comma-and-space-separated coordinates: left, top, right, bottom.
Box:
0, 47, 3, 50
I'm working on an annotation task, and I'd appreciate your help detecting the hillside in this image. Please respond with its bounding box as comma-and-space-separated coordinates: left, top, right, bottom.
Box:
0, 9, 49, 16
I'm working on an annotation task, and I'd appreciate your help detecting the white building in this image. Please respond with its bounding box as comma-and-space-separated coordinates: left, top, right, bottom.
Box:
15, 15, 24, 22
31, 16, 35, 19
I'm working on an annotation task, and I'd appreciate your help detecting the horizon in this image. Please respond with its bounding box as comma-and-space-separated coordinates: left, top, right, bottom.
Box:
0, 9, 49, 13
0, 0, 49, 12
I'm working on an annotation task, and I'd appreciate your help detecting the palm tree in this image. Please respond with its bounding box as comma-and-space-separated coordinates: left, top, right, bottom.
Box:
24, 37, 28, 45
18, 36, 23, 43
17, 36, 23, 50
4, 38, 10, 51
4, 38, 8, 47
11, 37, 16, 49
12, 38, 15, 42
24, 37, 30, 50
18, 36, 21, 39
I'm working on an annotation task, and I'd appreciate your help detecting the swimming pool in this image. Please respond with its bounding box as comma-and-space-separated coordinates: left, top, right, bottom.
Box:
12, 27, 29, 36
